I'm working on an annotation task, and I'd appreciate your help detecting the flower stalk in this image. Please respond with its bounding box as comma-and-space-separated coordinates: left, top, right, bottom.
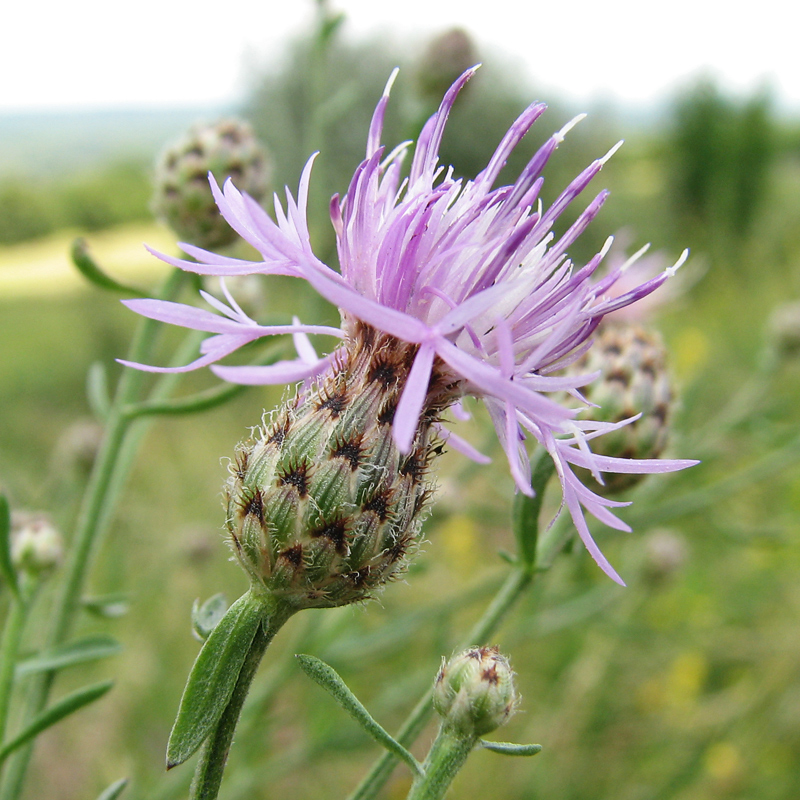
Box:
347, 456, 561, 800
406, 729, 476, 800
0, 268, 186, 800
188, 602, 294, 800
0, 593, 30, 747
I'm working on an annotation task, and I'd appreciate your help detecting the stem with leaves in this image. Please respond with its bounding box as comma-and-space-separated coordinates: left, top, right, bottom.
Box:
406, 729, 476, 800
188, 604, 294, 800
0, 267, 187, 800
0, 593, 29, 746
347, 452, 561, 800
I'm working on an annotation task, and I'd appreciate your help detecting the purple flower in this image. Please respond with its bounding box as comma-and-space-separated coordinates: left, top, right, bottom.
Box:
121, 68, 696, 584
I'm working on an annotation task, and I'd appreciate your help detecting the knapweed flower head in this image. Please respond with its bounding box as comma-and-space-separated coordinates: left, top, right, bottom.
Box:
122, 67, 696, 585
565, 322, 672, 495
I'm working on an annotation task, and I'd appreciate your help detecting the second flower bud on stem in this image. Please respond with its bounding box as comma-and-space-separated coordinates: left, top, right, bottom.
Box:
407, 647, 521, 800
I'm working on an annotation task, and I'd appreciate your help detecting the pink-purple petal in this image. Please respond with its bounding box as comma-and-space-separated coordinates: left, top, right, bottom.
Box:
393, 343, 436, 454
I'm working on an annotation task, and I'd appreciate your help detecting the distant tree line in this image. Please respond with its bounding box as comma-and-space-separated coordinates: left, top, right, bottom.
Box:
1, 13, 795, 266
0, 160, 151, 245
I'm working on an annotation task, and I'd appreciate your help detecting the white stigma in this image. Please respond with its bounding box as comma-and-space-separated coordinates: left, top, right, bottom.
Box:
554, 113, 587, 144
620, 243, 652, 273
666, 248, 690, 277
383, 67, 400, 97
599, 140, 624, 166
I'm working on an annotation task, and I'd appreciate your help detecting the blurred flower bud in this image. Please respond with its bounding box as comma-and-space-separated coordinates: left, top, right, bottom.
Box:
416, 29, 479, 103
226, 327, 455, 610
11, 512, 64, 579
209, 275, 268, 320
433, 646, 517, 738
152, 118, 271, 249
643, 529, 688, 584
51, 419, 103, 476
576, 322, 673, 494
767, 300, 800, 361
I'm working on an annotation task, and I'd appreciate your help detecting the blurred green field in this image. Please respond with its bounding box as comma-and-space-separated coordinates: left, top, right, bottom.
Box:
2, 28, 800, 800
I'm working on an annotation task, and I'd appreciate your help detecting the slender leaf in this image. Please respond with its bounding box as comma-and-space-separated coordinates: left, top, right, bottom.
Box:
95, 777, 129, 800
16, 635, 122, 678
191, 594, 228, 641
122, 341, 286, 420
512, 449, 555, 569
480, 740, 542, 757
0, 494, 17, 597
122, 382, 249, 419
87, 362, 111, 420
167, 591, 267, 768
0, 680, 113, 762
296, 655, 423, 777
82, 593, 130, 618
71, 238, 148, 298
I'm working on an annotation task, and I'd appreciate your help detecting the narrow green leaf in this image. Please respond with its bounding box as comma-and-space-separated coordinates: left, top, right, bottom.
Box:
296, 655, 423, 777
480, 740, 542, 757
122, 341, 285, 420
191, 594, 228, 641
71, 238, 148, 298
512, 449, 556, 569
0, 680, 113, 762
123, 382, 248, 419
497, 549, 517, 565
82, 593, 130, 618
95, 777, 129, 800
16, 635, 122, 678
87, 362, 111, 420
0, 494, 18, 597
167, 591, 267, 768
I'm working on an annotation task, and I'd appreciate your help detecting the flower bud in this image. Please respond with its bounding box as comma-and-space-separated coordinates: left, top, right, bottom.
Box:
767, 300, 800, 362
416, 29, 479, 103
10, 512, 64, 579
225, 326, 458, 610
152, 118, 271, 249
643, 529, 688, 584
576, 322, 672, 494
433, 646, 517, 738
51, 419, 103, 476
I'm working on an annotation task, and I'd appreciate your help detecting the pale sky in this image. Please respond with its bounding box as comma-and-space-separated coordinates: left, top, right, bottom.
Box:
2, 0, 798, 112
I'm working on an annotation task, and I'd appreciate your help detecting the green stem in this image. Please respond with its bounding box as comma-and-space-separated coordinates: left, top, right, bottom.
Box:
0, 593, 30, 745
0, 269, 185, 800
406, 729, 476, 800
348, 510, 572, 800
347, 566, 531, 800
189, 606, 294, 800
50, 267, 185, 639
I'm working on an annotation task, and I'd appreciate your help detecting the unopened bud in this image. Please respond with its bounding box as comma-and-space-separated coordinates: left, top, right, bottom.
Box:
51, 419, 103, 475
152, 118, 271, 249
643, 529, 688, 584
433, 646, 517, 738
416, 29, 479, 103
11, 512, 64, 578
577, 322, 673, 494
767, 300, 800, 362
